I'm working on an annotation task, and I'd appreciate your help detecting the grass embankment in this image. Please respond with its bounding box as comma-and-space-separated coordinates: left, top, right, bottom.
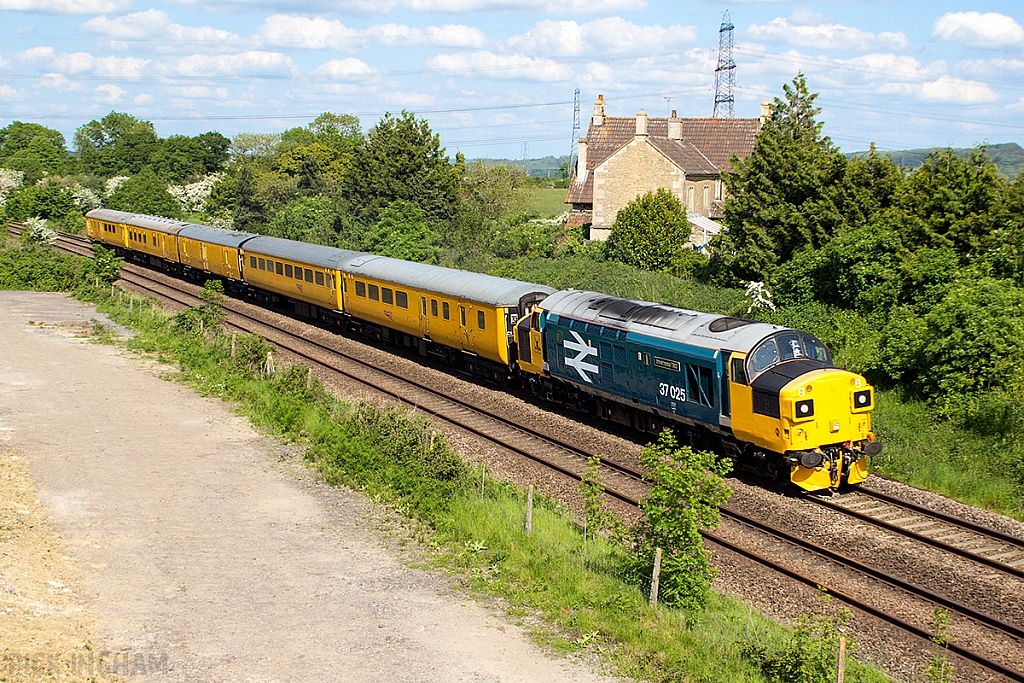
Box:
0, 236, 889, 683
527, 187, 570, 218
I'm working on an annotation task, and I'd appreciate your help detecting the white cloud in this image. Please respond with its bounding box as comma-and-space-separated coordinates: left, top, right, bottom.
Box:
957, 57, 1024, 76
166, 85, 230, 98
406, 0, 645, 13
920, 75, 999, 104
17, 46, 148, 80
0, 84, 24, 100
746, 16, 908, 51
506, 18, 696, 57
163, 51, 296, 77
311, 58, 376, 78
134, 93, 153, 104
82, 10, 241, 51
368, 23, 487, 48
35, 73, 84, 91
932, 12, 1024, 48
426, 51, 572, 81
95, 83, 126, 102
0, 0, 130, 14
841, 53, 946, 82
257, 15, 363, 51
256, 15, 487, 50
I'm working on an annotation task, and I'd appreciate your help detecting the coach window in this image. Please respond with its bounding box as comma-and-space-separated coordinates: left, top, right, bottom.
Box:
431, 299, 438, 317
258, 258, 266, 270
355, 281, 366, 298
315, 272, 324, 286
250, 256, 257, 268
284, 264, 293, 278
442, 302, 450, 320
265, 259, 273, 272
293, 266, 302, 280
396, 291, 408, 309
381, 287, 393, 305
477, 311, 486, 330
304, 269, 313, 283
460, 306, 466, 326
276, 262, 283, 275
421, 298, 428, 315
369, 284, 379, 301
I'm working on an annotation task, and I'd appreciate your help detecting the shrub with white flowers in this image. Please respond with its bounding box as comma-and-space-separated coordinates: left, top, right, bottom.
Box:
169, 173, 224, 214
105, 176, 130, 197
0, 168, 25, 208
24, 216, 57, 245
71, 185, 102, 211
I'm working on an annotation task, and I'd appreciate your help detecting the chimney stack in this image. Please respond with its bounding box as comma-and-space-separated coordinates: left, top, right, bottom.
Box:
576, 137, 587, 179
667, 110, 682, 140
592, 95, 605, 127
759, 100, 772, 125
635, 110, 648, 137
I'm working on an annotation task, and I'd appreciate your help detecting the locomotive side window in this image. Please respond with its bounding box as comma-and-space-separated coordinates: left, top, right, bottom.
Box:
382, 287, 393, 304
355, 281, 366, 298
751, 340, 778, 373
731, 357, 748, 385
285, 264, 293, 278
477, 311, 486, 330
396, 291, 408, 308
368, 284, 379, 301
686, 364, 715, 407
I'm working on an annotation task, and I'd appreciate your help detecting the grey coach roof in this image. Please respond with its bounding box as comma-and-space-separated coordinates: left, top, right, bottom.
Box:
542, 289, 786, 354
178, 223, 258, 249
241, 236, 364, 270
86, 208, 190, 234
345, 254, 557, 307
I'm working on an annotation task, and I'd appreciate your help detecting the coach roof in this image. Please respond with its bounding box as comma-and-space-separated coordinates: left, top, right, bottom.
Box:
241, 236, 364, 270
86, 208, 191, 234
177, 223, 258, 249
344, 254, 556, 307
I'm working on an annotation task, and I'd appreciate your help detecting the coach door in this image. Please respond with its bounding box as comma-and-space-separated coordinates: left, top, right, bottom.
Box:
419, 297, 429, 337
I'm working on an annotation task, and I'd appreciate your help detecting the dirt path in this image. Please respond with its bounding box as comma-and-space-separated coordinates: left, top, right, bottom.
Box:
0, 292, 614, 683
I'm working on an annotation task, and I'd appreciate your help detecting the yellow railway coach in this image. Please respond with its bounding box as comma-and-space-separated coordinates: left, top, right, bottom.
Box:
86, 209, 187, 264
177, 223, 257, 282
340, 253, 555, 375
240, 236, 359, 318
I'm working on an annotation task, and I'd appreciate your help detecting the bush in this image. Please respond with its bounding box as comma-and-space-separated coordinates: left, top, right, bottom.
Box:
605, 189, 691, 272
491, 215, 555, 259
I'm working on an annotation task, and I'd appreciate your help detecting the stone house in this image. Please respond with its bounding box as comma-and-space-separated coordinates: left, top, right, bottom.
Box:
566, 95, 764, 242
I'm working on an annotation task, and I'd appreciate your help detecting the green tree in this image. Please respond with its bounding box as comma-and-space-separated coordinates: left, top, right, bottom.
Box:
3, 181, 79, 224
0, 122, 66, 159
296, 154, 328, 197
361, 200, 442, 263
720, 74, 855, 283
265, 196, 338, 245
151, 135, 207, 183
629, 430, 732, 609
74, 112, 160, 177
605, 188, 691, 272
342, 111, 461, 224
233, 165, 266, 232
5, 135, 69, 183
309, 112, 362, 153
461, 161, 530, 224
106, 166, 182, 218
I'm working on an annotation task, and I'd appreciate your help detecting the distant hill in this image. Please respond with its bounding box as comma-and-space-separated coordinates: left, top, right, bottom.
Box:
846, 142, 1024, 180
468, 155, 571, 179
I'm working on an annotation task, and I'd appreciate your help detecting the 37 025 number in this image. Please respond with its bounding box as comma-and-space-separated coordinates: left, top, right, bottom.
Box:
659, 383, 686, 401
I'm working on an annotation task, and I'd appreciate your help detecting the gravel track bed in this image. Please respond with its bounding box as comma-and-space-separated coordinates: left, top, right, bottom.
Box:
117, 264, 1024, 682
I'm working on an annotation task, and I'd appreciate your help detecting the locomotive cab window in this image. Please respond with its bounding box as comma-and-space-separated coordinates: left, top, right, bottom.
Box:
731, 357, 748, 385
750, 340, 778, 373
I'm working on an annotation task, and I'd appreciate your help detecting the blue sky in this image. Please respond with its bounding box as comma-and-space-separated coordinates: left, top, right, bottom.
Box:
1, 0, 1023, 160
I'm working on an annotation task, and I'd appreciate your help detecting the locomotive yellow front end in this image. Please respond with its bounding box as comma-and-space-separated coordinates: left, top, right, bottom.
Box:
729, 330, 881, 492
778, 369, 879, 491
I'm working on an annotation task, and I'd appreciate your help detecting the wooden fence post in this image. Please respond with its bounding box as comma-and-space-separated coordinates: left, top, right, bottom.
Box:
650, 547, 663, 607
835, 636, 846, 683
306, 366, 313, 390
230, 333, 236, 357
525, 485, 533, 535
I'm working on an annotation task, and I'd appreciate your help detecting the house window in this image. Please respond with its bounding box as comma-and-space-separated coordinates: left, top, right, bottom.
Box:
382, 288, 393, 305
368, 284, 379, 301
355, 281, 366, 297
442, 302, 450, 320
396, 291, 408, 308
477, 311, 485, 330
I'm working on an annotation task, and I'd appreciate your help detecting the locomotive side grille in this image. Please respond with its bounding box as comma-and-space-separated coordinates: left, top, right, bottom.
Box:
752, 390, 781, 418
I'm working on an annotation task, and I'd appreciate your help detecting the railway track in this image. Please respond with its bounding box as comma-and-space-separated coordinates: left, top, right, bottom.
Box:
12, 224, 1024, 682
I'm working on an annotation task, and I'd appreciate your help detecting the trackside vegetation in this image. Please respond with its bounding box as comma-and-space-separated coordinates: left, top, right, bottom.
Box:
0, 238, 890, 683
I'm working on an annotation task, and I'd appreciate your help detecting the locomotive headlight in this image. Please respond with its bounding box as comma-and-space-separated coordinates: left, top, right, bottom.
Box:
795, 399, 814, 419
853, 389, 872, 410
